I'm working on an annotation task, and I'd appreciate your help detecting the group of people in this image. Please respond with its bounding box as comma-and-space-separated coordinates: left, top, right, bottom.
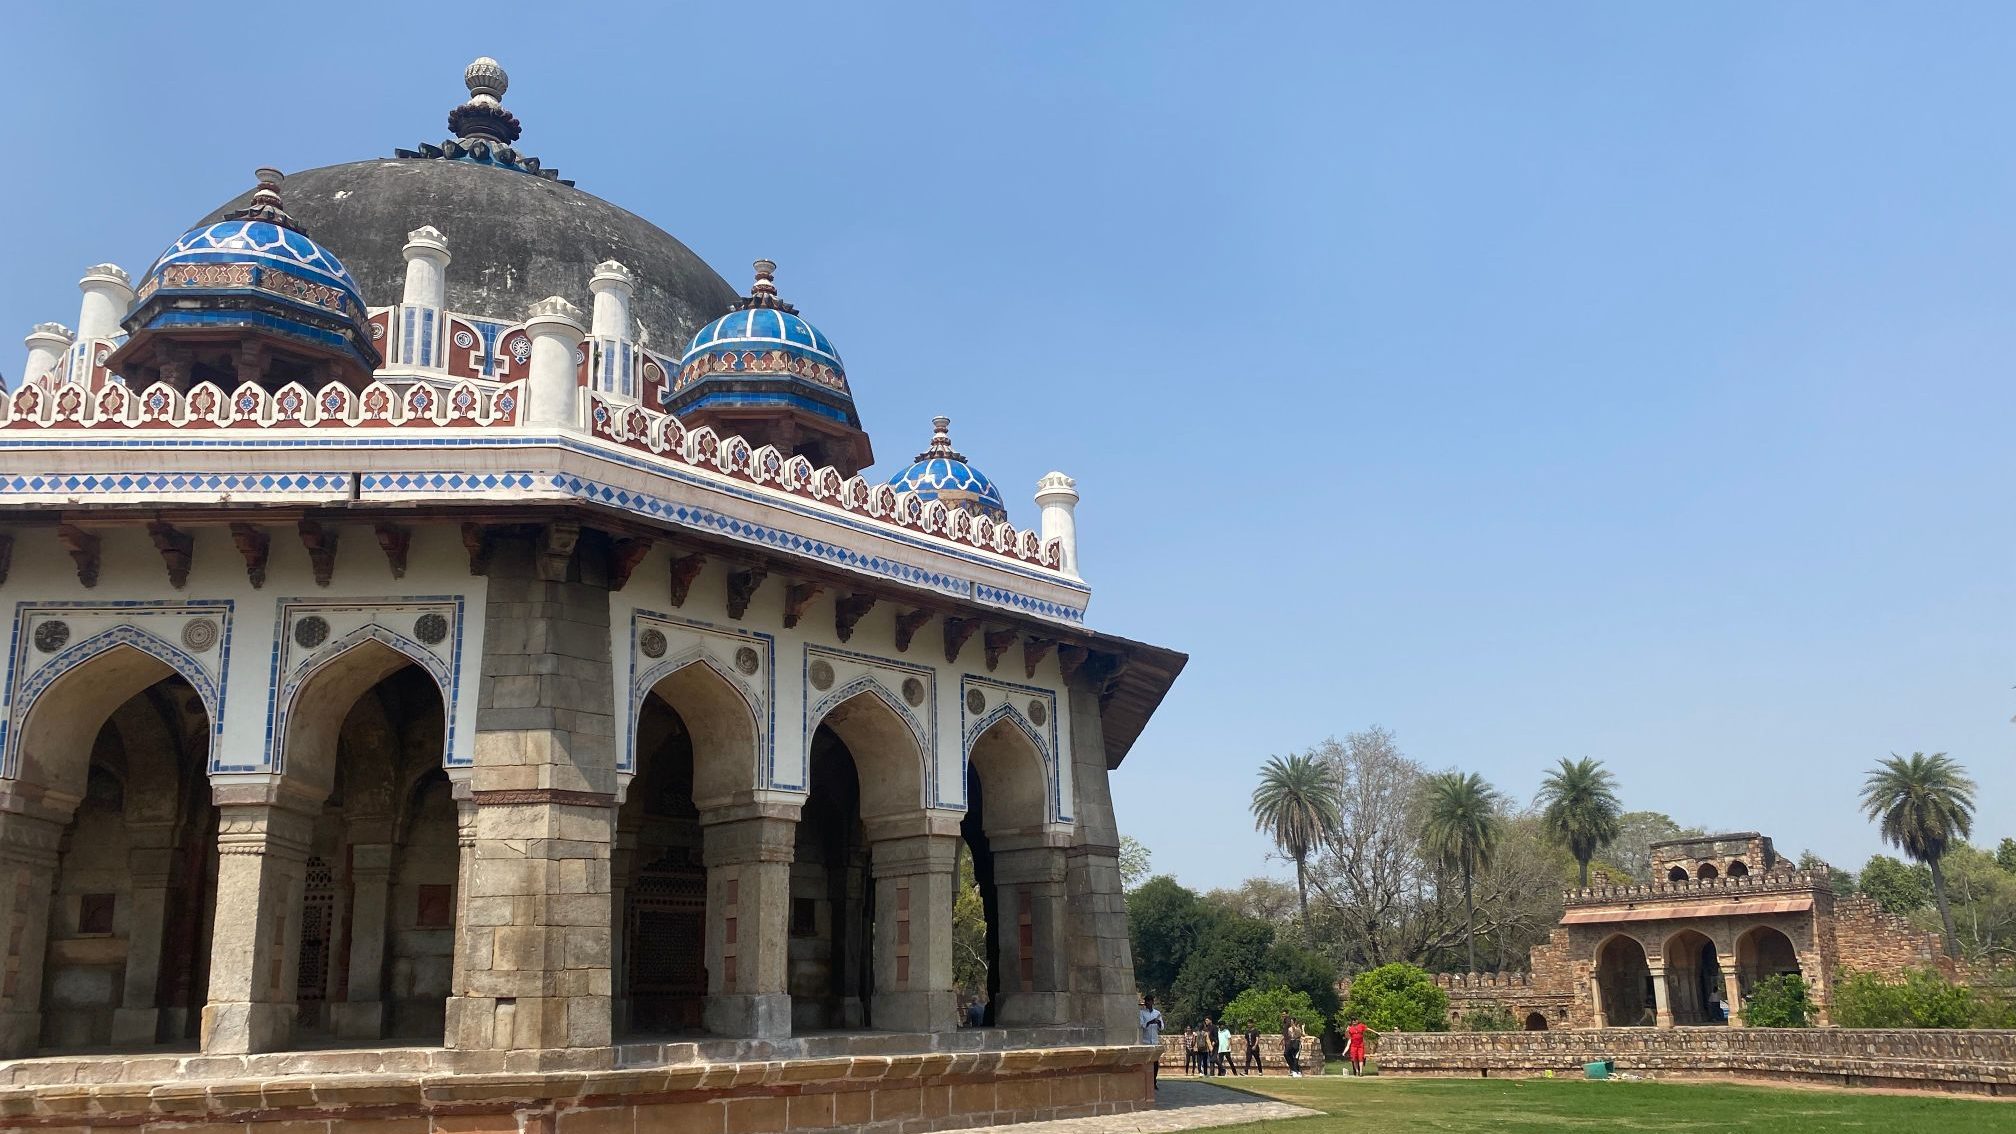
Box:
1139, 994, 1374, 1086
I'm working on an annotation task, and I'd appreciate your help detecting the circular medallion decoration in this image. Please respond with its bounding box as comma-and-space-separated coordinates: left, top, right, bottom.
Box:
902, 677, 926, 707
966, 688, 987, 715
808, 659, 835, 691
453, 330, 475, 349
32, 620, 70, 654
181, 618, 220, 653
1028, 700, 1048, 727
294, 616, 330, 649
638, 629, 667, 659
735, 646, 761, 676
415, 613, 449, 646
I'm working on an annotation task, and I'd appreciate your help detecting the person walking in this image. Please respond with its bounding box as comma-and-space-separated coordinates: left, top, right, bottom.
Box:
1179, 1026, 1194, 1075
1345, 1017, 1374, 1077
1284, 1017, 1305, 1077
1216, 1019, 1237, 1075
1139, 995, 1164, 1089
1243, 1022, 1263, 1074
1198, 1018, 1217, 1077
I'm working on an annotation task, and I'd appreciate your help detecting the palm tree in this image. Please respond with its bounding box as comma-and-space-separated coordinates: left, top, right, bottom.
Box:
1249, 752, 1343, 928
1536, 757, 1624, 889
1420, 770, 1504, 973
1860, 752, 1976, 959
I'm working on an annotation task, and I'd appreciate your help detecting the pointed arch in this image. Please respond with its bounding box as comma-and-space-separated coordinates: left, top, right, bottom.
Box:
965, 709, 1052, 834
275, 624, 450, 796
809, 679, 927, 821
636, 651, 763, 807
6, 625, 220, 794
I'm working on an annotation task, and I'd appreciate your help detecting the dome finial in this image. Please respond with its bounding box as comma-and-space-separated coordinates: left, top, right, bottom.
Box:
465, 57, 508, 99
223, 167, 306, 234
732, 258, 798, 314
449, 57, 523, 144
915, 415, 968, 462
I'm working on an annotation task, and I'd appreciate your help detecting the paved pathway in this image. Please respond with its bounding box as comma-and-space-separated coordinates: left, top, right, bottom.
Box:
963, 1079, 1319, 1134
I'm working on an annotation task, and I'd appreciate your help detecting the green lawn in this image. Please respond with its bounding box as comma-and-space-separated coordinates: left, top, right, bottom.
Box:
1206, 1073, 2016, 1133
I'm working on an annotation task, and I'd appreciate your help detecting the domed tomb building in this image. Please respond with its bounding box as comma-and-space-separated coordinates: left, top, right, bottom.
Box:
0, 59, 1181, 1130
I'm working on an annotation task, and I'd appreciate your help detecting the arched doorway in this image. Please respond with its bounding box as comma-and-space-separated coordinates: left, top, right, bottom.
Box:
615, 695, 707, 1035
793, 724, 869, 1031
1727, 861, 1749, 878
1667, 866, 1688, 882
1735, 926, 1801, 1000
1594, 935, 1653, 1027
276, 641, 450, 1046
1661, 929, 1725, 1025
964, 713, 1060, 1027
1523, 1012, 1548, 1031
1696, 863, 1719, 881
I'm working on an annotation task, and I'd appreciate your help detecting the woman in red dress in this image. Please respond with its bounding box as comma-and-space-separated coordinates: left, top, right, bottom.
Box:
1345, 1017, 1374, 1076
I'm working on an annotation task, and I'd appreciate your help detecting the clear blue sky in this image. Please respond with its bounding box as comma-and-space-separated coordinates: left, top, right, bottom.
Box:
3, 4, 2010, 891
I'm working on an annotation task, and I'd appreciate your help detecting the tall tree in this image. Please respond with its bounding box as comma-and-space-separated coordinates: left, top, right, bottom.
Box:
1860, 752, 1977, 959
1535, 757, 1623, 888
1420, 770, 1504, 973
1250, 750, 1343, 928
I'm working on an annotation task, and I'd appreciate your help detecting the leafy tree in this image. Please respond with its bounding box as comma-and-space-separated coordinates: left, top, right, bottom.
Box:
1740, 974, 1814, 1027
1168, 910, 1272, 1025
1858, 854, 1932, 915
1340, 963, 1449, 1032
1127, 876, 1204, 1003
1255, 939, 1342, 1022
1453, 1005, 1519, 1032
1419, 771, 1504, 973
1860, 752, 1977, 958
1833, 968, 1979, 1029
1222, 986, 1325, 1033
1600, 811, 1706, 882
1997, 837, 2016, 875
1250, 751, 1344, 928
1535, 757, 1623, 888
952, 848, 988, 1001
1797, 850, 1855, 893
1119, 835, 1152, 891
1932, 843, 2016, 964
1203, 877, 1300, 926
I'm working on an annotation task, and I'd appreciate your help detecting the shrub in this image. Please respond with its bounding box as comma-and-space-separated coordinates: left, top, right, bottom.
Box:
1340, 963, 1449, 1033
1222, 986, 1325, 1034
1740, 974, 1813, 1027
1453, 1005, 1520, 1032
1833, 968, 1979, 1028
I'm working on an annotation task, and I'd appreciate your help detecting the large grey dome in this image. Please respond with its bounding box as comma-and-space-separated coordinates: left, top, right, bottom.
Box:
199, 159, 740, 353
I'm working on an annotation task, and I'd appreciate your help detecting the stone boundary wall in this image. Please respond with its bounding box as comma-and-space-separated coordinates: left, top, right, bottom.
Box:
0, 1045, 1159, 1134
1379, 1029, 2016, 1096
1156, 1034, 1304, 1071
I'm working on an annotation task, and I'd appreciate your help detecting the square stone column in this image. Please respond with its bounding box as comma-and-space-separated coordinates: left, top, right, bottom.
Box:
329, 840, 393, 1039
1723, 970, 1745, 1028
1060, 682, 1143, 1044
110, 833, 177, 1045
0, 804, 66, 1057
1649, 964, 1674, 1028
989, 840, 1069, 1026
868, 830, 960, 1032
201, 800, 315, 1054
700, 805, 799, 1038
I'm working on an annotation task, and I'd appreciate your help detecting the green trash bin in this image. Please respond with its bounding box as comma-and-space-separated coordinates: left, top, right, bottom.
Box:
1584, 1060, 1614, 1080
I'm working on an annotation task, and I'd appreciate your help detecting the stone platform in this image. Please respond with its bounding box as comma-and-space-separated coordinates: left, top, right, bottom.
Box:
0, 1034, 1159, 1133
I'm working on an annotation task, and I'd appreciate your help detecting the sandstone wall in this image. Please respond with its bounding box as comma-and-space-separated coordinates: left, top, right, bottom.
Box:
1827, 895, 1952, 979
1379, 1028, 2016, 1095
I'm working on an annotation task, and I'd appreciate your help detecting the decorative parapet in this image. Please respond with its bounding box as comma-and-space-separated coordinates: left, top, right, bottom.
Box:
1432, 971, 1535, 990
1563, 869, 1831, 907
0, 378, 520, 429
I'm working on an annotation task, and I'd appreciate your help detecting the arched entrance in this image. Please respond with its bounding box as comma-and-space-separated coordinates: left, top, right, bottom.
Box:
1696, 863, 1719, 881
793, 724, 869, 1030
1594, 934, 1653, 1027
2, 639, 219, 1057
1523, 1011, 1548, 1031
963, 713, 1061, 1027
1661, 929, 1725, 1025
615, 695, 707, 1034
1667, 866, 1688, 882
1735, 925, 1801, 1000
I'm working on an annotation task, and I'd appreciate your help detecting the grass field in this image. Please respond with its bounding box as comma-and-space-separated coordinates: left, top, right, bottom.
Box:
1196, 1073, 2016, 1133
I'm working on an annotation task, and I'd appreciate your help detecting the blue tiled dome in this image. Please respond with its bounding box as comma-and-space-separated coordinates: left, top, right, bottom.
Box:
142, 219, 367, 324
887, 417, 1008, 521
682, 304, 843, 378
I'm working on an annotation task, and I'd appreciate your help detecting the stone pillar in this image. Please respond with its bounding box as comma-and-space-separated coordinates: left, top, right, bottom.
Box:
1649, 964, 1673, 1028
1059, 681, 1142, 1045
523, 296, 585, 429
1588, 971, 1608, 1029
990, 840, 1069, 1026
20, 323, 73, 388
0, 805, 65, 1057
868, 830, 959, 1033
401, 227, 451, 309
201, 800, 315, 1054
609, 821, 637, 1037
1723, 970, 1745, 1028
109, 833, 176, 1045
445, 534, 617, 1059
1034, 472, 1080, 577
330, 839, 393, 1039
700, 807, 798, 1038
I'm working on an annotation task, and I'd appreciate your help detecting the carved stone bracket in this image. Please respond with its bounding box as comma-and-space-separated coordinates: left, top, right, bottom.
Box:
983, 627, 1017, 672
669, 553, 706, 607
610, 537, 653, 591
1023, 637, 1056, 679
535, 522, 580, 583
944, 617, 980, 665
834, 593, 878, 643
230, 523, 270, 588
147, 521, 194, 589
462, 522, 496, 576
298, 520, 337, 587
374, 523, 411, 579
783, 581, 823, 629
58, 524, 100, 588
894, 608, 932, 653
1057, 644, 1090, 682
726, 565, 768, 620
0, 533, 11, 587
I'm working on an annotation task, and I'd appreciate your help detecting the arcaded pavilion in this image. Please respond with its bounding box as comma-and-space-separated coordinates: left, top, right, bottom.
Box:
0, 60, 1182, 1133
